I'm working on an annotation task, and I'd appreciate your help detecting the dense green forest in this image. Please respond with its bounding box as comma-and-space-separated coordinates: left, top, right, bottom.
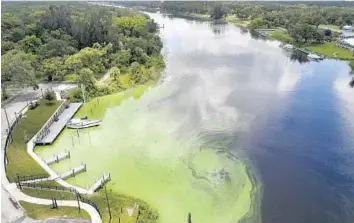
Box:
1, 2, 165, 100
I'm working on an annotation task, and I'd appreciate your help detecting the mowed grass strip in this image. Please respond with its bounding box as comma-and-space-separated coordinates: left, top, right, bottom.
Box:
19, 201, 90, 220
306, 42, 354, 60
6, 99, 62, 182
269, 31, 293, 43
226, 15, 251, 27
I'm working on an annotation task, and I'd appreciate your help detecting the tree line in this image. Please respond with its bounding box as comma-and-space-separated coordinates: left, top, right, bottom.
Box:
1, 2, 165, 100
119, 1, 354, 45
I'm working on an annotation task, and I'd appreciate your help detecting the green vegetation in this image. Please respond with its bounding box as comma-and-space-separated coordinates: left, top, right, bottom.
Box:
43, 89, 56, 103
19, 201, 90, 220
6, 99, 62, 182
225, 15, 250, 27
319, 24, 341, 31
350, 60, 354, 72
269, 31, 293, 43
22, 187, 158, 223
122, 1, 354, 61
1, 2, 164, 100
89, 190, 158, 223
306, 43, 354, 60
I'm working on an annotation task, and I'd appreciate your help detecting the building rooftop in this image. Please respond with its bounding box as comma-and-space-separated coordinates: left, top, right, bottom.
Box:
343, 38, 354, 47
342, 25, 354, 30
340, 32, 354, 38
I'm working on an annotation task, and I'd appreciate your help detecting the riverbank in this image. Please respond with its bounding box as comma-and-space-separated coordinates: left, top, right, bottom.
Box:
142, 9, 354, 62
4, 95, 159, 222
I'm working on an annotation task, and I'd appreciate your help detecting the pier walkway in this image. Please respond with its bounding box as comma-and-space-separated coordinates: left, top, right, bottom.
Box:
45, 150, 71, 165
89, 173, 111, 193
36, 102, 82, 145
61, 164, 87, 180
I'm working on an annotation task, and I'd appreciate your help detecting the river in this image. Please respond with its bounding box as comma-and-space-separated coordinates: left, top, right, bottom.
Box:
37, 11, 354, 223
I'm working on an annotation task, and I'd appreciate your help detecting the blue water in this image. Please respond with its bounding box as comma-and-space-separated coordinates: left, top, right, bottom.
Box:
243, 60, 354, 223
145, 12, 354, 222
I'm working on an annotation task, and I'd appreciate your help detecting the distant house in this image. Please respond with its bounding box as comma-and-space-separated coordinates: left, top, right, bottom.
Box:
338, 38, 354, 51
340, 32, 354, 39
342, 25, 354, 31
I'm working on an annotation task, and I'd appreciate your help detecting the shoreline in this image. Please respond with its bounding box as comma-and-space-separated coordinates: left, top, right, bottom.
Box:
141, 9, 354, 62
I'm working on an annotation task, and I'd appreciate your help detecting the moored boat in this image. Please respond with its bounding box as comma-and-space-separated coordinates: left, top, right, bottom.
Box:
66, 118, 102, 129
66, 84, 102, 129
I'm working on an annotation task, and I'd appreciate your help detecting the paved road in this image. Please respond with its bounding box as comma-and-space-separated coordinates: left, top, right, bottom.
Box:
1, 83, 85, 223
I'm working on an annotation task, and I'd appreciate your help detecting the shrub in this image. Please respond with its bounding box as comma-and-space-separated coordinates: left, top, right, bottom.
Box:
43, 89, 56, 104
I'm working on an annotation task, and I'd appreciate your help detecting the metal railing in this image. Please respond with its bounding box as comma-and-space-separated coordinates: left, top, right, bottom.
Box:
16, 174, 49, 182
17, 181, 102, 218
35, 101, 69, 143
19, 182, 77, 193
4, 111, 24, 168
77, 193, 102, 217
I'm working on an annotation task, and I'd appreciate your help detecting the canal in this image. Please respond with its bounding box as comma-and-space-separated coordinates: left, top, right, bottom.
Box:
37, 11, 354, 223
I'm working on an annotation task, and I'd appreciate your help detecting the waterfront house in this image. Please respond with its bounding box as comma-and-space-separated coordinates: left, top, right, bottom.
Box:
339, 32, 354, 39
342, 25, 354, 31
338, 38, 354, 51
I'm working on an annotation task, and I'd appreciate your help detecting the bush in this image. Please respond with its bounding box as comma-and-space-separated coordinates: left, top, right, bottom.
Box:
66, 87, 82, 102
43, 89, 56, 103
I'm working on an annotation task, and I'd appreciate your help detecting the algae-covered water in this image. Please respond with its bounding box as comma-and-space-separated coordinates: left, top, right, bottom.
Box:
36, 10, 354, 223
36, 86, 259, 223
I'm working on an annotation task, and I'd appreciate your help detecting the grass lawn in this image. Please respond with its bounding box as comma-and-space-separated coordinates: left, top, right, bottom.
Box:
21, 187, 158, 223
318, 24, 341, 31
306, 42, 354, 60
269, 31, 293, 43
6, 99, 62, 182
226, 15, 250, 27
19, 201, 90, 220
22, 187, 76, 200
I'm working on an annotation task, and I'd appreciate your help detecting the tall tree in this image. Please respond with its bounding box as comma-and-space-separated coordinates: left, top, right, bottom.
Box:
77, 68, 96, 89
19, 35, 42, 53
1, 50, 37, 87
111, 67, 120, 80
41, 57, 67, 81
210, 5, 226, 20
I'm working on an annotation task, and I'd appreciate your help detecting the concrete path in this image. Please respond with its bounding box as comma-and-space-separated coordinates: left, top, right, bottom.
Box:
98, 71, 111, 84
1, 84, 101, 223
6, 184, 101, 222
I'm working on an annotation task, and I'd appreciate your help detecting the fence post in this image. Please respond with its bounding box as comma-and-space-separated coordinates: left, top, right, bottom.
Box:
16, 174, 22, 190
104, 185, 112, 221
76, 192, 81, 211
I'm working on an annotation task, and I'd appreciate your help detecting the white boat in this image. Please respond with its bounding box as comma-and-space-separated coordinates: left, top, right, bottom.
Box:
283, 44, 294, 51
66, 84, 101, 129
66, 118, 101, 129
307, 53, 322, 61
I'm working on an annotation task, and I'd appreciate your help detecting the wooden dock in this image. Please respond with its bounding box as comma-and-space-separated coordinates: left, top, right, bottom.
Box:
45, 150, 71, 165
60, 164, 87, 180
36, 103, 82, 145
89, 173, 111, 193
